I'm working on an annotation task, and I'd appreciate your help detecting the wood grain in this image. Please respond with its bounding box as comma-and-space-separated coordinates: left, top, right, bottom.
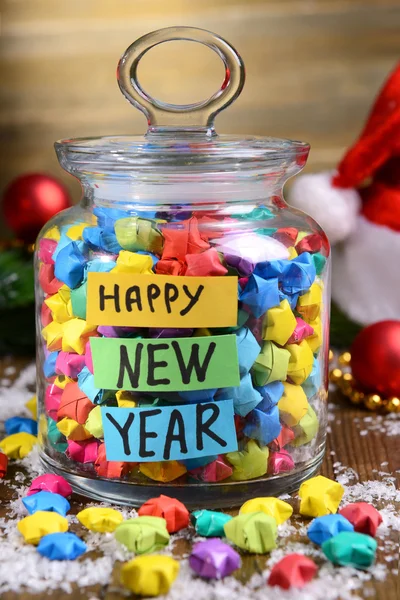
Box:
0, 356, 399, 599
1, 0, 400, 215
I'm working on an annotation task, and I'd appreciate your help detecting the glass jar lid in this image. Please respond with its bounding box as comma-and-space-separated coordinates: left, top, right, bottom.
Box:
55, 27, 309, 204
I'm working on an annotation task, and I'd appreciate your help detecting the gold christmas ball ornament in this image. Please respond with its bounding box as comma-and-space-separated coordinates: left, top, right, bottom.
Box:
386, 397, 400, 413
328, 349, 334, 363
329, 368, 343, 384
364, 394, 384, 411
338, 351, 352, 366
349, 390, 365, 405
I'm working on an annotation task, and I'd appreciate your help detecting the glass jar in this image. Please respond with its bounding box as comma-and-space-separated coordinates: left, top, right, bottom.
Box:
34, 27, 330, 508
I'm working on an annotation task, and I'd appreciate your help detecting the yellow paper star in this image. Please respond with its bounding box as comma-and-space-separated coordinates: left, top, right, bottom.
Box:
56, 417, 92, 441
25, 395, 37, 420
226, 439, 269, 481
45, 285, 73, 324
54, 375, 74, 389
299, 475, 344, 517
287, 246, 298, 260
17, 511, 68, 545
116, 390, 138, 408
84, 405, 104, 438
42, 321, 63, 351
77, 507, 123, 532
297, 282, 323, 322
42, 226, 60, 242
278, 382, 309, 426
65, 223, 87, 240
262, 300, 297, 346
139, 461, 187, 482
239, 497, 293, 525
121, 555, 179, 596
112, 251, 154, 275
62, 318, 97, 354
0, 432, 37, 459
286, 340, 314, 384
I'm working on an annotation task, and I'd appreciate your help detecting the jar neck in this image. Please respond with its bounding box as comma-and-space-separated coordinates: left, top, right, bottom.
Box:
79, 170, 290, 213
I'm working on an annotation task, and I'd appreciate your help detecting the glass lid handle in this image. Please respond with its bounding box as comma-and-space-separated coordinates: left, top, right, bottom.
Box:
117, 26, 245, 136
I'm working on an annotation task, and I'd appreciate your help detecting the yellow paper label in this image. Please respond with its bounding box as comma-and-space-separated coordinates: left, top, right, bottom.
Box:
86, 273, 238, 328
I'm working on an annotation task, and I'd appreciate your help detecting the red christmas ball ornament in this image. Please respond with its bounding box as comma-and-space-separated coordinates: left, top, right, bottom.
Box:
351, 320, 400, 397
2, 173, 71, 243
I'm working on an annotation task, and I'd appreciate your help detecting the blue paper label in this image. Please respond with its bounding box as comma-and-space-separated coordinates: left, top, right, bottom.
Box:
101, 400, 238, 462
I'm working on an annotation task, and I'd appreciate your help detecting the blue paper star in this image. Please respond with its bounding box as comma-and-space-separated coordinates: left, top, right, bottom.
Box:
254, 381, 284, 411
5, 416, 37, 436
239, 275, 280, 318
218, 373, 263, 417
22, 491, 70, 517
54, 241, 86, 289
37, 532, 86, 560
243, 404, 282, 445
43, 351, 58, 378
83, 226, 122, 254
77, 366, 101, 402
236, 327, 261, 376
308, 514, 354, 546
280, 252, 316, 295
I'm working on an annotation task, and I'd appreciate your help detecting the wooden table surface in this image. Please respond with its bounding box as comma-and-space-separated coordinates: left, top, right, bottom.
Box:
0, 356, 399, 600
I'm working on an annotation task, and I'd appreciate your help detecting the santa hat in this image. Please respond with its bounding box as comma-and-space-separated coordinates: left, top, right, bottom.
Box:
289, 62, 400, 244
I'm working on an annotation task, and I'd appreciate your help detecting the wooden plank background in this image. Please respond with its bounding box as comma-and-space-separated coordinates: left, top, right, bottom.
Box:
1, 0, 400, 212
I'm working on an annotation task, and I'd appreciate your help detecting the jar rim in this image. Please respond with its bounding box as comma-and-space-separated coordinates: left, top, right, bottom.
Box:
55, 133, 309, 175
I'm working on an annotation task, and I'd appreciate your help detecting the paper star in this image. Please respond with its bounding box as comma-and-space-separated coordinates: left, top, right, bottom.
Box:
225, 439, 269, 481
262, 300, 297, 345
17, 511, 68, 545
77, 506, 123, 532
28, 474, 72, 497
239, 274, 280, 318
115, 516, 170, 554
299, 475, 344, 518
191, 510, 232, 537
189, 539, 241, 579
307, 514, 354, 546
239, 497, 293, 525
0, 432, 37, 459
224, 511, 277, 553
61, 318, 97, 355
286, 340, 314, 384
278, 383, 309, 427
297, 282, 323, 322
243, 404, 282, 446
138, 495, 189, 533
251, 341, 290, 386
22, 491, 70, 517
121, 555, 179, 596
322, 532, 377, 569
5, 417, 37, 436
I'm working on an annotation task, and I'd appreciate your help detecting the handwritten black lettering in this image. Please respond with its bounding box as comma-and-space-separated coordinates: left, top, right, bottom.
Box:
139, 409, 162, 458
99, 284, 120, 313
196, 403, 226, 451
180, 284, 204, 316
105, 412, 134, 456
172, 340, 216, 384
147, 343, 171, 386
163, 409, 188, 460
117, 344, 143, 389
